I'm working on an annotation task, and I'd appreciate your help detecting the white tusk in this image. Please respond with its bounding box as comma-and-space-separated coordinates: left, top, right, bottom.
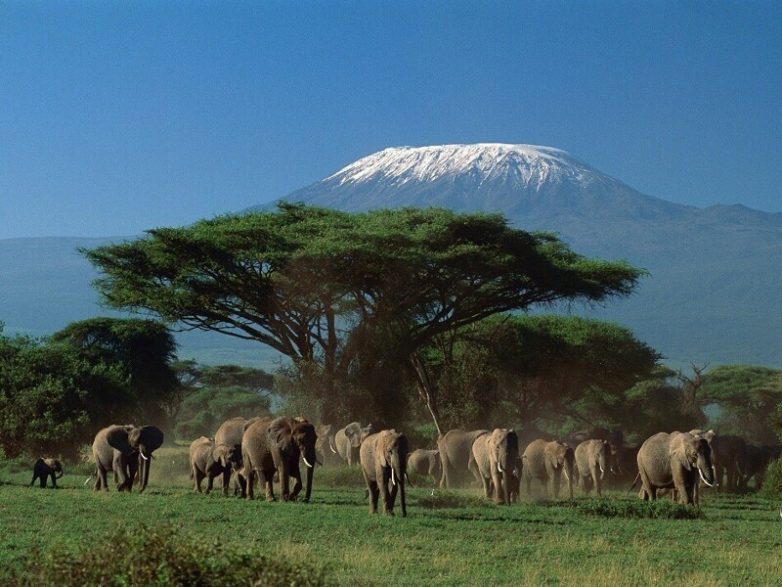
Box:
83, 476, 92, 486
140, 453, 149, 461
391, 467, 397, 487
599, 465, 605, 474
498, 461, 504, 474
303, 456, 314, 469
562, 467, 570, 482
698, 467, 714, 488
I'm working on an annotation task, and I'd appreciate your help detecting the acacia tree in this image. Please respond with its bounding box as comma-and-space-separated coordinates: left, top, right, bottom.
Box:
83, 204, 643, 432
423, 314, 660, 431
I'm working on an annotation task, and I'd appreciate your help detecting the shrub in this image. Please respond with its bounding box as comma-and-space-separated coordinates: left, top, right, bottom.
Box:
4, 524, 331, 586
577, 498, 705, 519
758, 458, 782, 497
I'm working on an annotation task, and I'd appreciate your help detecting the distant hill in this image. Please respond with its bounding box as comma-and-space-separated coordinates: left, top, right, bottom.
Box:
4, 143, 782, 368
255, 143, 782, 367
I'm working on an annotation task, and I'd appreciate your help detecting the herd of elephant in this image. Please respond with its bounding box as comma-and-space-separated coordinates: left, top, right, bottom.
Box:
28, 419, 780, 515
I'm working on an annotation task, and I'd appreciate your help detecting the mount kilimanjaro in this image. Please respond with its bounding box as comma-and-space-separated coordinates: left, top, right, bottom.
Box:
253, 143, 782, 367
3, 143, 781, 367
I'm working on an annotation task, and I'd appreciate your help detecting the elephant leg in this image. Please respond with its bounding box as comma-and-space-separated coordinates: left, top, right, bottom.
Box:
263, 472, 276, 502
368, 481, 379, 514
481, 474, 492, 499
291, 475, 303, 500
245, 468, 255, 500
222, 468, 231, 496
50, 473, 57, 488
592, 467, 601, 497
440, 458, 449, 489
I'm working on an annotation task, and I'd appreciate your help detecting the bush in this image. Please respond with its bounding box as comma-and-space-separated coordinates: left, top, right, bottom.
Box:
759, 458, 782, 497
3, 524, 331, 586
577, 498, 705, 519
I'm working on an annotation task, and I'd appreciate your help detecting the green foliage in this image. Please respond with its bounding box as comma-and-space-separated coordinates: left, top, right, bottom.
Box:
52, 317, 180, 430
173, 361, 274, 440
698, 364, 782, 443
4, 524, 330, 587
758, 458, 782, 497
0, 318, 181, 458
83, 204, 644, 426
576, 498, 705, 519
0, 332, 126, 458
426, 314, 660, 431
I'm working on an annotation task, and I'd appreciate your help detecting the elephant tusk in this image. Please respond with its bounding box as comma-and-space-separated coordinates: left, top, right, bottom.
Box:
303, 456, 314, 469
140, 453, 149, 461
562, 467, 570, 482
698, 467, 715, 488
391, 467, 397, 487
498, 462, 504, 474
83, 476, 92, 486
599, 465, 605, 474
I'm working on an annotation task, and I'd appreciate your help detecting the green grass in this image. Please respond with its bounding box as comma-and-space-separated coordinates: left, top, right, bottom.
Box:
1, 459, 782, 586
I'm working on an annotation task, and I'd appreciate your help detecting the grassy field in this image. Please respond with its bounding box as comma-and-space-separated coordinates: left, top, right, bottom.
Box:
1, 451, 781, 586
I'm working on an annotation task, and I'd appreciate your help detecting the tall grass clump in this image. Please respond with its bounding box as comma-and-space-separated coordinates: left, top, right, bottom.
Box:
577, 498, 705, 519
3, 524, 331, 587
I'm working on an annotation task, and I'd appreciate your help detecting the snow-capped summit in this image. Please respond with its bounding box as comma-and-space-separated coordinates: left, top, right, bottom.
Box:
326, 143, 595, 190
270, 142, 679, 219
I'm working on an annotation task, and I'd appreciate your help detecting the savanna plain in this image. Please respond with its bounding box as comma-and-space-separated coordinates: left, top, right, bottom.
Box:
1, 447, 780, 587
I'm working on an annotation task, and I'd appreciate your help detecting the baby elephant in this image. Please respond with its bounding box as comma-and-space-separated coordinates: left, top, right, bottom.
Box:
30, 458, 63, 488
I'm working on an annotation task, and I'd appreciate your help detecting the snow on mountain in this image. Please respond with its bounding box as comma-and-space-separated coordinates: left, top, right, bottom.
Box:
326, 143, 596, 190
268, 143, 686, 221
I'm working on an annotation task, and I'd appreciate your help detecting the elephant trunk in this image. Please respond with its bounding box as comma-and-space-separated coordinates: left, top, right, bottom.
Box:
304, 447, 316, 502
391, 455, 406, 517
697, 453, 716, 487
598, 453, 606, 480
502, 469, 510, 505
55, 469, 64, 479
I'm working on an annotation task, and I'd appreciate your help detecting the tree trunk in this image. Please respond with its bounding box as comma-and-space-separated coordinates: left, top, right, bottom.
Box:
410, 352, 443, 437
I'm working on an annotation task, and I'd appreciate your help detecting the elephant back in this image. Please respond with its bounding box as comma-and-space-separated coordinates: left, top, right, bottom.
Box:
215, 417, 249, 448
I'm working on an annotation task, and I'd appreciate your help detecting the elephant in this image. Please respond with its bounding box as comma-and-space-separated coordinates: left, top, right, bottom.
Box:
437, 428, 488, 488
333, 421, 373, 466
470, 428, 519, 505
636, 431, 716, 505
359, 429, 408, 516
407, 449, 442, 489
315, 424, 339, 465
739, 444, 781, 490
521, 439, 575, 499
710, 434, 747, 492
214, 416, 267, 494
189, 436, 241, 494
242, 416, 317, 502
92, 424, 164, 492
30, 457, 63, 488
574, 439, 611, 496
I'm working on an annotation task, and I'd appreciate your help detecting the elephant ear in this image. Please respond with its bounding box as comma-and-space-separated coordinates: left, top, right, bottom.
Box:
137, 426, 165, 453
269, 418, 291, 448
107, 426, 135, 455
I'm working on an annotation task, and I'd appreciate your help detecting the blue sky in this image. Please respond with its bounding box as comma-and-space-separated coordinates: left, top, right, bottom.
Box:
1, 1, 780, 238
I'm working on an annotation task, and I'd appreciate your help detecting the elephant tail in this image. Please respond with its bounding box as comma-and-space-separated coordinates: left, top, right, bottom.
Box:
627, 473, 640, 493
